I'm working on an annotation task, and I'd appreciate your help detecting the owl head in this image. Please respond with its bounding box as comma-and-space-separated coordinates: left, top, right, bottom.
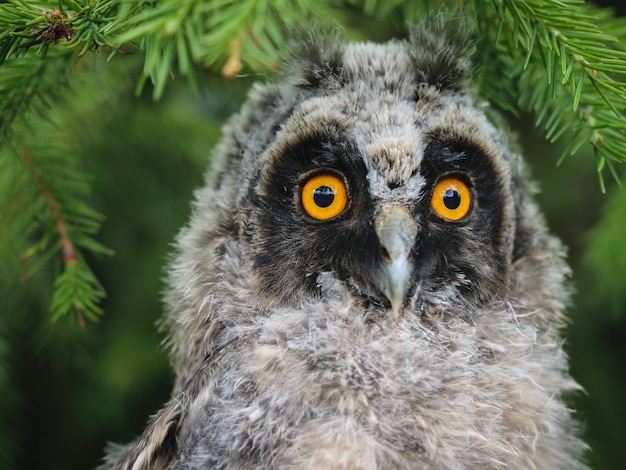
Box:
210, 18, 529, 321
154, 13, 573, 392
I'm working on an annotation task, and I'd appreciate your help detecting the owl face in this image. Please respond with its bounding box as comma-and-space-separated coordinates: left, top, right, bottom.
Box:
240, 41, 515, 318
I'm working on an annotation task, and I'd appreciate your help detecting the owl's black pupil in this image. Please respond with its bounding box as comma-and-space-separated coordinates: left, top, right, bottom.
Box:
443, 189, 461, 210
313, 186, 335, 208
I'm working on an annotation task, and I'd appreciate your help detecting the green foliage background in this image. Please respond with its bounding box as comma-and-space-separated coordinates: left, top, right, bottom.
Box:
1, 1, 626, 469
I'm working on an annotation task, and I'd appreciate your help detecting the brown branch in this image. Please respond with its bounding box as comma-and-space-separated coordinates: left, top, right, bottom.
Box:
17, 143, 85, 326
19, 146, 78, 266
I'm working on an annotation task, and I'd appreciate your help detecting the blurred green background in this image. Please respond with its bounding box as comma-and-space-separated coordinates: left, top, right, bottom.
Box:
1, 4, 626, 470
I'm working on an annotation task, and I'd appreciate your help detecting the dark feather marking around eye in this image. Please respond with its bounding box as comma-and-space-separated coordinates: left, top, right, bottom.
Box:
311, 142, 340, 166
421, 132, 509, 268
441, 150, 467, 164
277, 135, 362, 176
421, 131, 494, 180
279, 139, 336, 172
249, 136, 372, 305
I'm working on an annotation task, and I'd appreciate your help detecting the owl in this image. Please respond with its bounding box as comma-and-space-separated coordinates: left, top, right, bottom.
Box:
102, 15, 588, 470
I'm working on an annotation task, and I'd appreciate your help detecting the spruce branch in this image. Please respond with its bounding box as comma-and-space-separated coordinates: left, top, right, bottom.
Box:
110, 0, 319, 98
478, 0, 626, 188
2, 121, 112, 325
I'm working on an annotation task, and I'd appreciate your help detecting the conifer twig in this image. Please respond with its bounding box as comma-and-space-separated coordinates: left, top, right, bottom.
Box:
21, 146, 78, 267
18, 143, 87, 326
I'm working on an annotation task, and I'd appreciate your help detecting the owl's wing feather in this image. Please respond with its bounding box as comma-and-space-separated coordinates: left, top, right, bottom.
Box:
102, 335, 255, 470
120, 398, 181, 470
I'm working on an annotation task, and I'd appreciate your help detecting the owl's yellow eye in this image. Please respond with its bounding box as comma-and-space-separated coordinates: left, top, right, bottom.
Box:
431, 177, 472, 221
301, 173, 348, 220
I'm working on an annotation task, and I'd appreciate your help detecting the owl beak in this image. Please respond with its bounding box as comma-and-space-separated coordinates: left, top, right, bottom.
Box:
374, 204, 418, 319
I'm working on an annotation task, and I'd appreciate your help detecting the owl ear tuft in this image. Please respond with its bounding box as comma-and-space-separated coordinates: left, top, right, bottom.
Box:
285, 21, 346, 90
407, 11, 474, 92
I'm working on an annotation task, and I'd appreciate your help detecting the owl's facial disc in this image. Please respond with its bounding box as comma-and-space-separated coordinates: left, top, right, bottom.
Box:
373, 204, 418, 318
